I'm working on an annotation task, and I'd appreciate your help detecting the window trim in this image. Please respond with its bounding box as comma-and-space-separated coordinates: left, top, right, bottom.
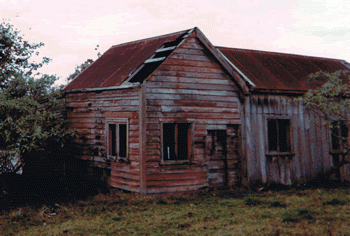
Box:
161, 121, 193, 164
105, 118, 129, 162
265, 116, 292, 155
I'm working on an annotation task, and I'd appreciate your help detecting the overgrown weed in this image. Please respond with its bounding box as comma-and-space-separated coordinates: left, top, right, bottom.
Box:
2, 186, 350, 235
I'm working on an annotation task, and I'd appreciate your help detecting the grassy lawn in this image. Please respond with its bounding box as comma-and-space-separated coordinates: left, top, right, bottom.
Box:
2, 186, 350, 235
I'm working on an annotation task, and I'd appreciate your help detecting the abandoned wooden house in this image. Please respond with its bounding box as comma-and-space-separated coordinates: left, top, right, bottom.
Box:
63, 27, 350, 194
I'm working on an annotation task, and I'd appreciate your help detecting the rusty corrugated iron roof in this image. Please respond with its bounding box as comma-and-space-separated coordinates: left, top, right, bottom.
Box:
64, 29, 188, 91
218, 47, 349, 93
64, 28, 349, 93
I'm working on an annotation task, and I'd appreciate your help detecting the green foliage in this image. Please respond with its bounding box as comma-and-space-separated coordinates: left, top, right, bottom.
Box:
303, 70, 350, 123
303, 70, 350, 171
0, 21, 75, 174
66, 59, 94, 82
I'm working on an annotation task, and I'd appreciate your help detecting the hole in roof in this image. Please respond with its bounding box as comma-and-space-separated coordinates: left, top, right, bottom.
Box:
126, 31, 189, 84
128, 61, 163, 83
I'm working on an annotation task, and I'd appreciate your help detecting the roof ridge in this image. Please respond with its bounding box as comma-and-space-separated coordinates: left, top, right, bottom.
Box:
110, 28, 194, 49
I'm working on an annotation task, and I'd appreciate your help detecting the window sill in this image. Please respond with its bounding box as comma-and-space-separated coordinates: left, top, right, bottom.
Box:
266, 152, 294, 156
106, 157, 130, 164
159, 160, 195, 166
329, 151, 346, 154
266, 152, 294, 161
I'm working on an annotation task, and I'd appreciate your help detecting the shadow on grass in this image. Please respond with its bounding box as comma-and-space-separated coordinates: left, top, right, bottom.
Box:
0, 157, 110, 211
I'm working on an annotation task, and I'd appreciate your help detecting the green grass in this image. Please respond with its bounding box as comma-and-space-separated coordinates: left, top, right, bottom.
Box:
2, 187, 350, 235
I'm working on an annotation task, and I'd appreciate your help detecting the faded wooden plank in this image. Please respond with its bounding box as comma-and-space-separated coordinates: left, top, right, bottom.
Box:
108, 181, 140, 193
158, 64, 223, 73
146, 88, 238, 97
110, 170, 140, 180
146, 112, 239, 119
147, 93, 240, 102
168, 54, 212, 62
103, 111, 139, 119
146, 183, 208, 194
152, 71, 229, 79
146, 82, 237, 91
148, 106, 238, 114
174, 48, 206, 55
147, 172, 206, 181
147, 178, 207, 187
145, 148, 161, 156
146, 165, 207, 174
149, 76, 234, 85
109, 177, 140, 187
178, 42, 204, 50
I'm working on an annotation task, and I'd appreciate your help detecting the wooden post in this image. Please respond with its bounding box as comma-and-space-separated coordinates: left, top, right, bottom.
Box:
139, 84, 147, 194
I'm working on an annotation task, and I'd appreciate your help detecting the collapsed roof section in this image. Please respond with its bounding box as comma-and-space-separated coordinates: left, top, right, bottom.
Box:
64, 28, 192, 91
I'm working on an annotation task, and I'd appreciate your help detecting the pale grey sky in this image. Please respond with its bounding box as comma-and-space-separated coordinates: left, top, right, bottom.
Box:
1, 0, 349, 86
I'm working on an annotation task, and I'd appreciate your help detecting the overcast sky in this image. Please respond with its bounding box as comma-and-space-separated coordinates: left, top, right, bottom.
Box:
1, 0, 350, 86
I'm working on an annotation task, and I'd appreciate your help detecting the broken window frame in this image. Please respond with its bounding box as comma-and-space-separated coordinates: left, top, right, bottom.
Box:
330, 121, 348, 154
161, 122, 192, 163
106, 119, 129, 162
266, 117, 292, 154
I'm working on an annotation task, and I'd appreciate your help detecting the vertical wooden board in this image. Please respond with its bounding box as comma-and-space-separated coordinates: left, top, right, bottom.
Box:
258, 95, 264, 114
278, 157, 287, 185
267, 157, 279, 183
258, 113, 267, 183
298, 100, 308, 181
239, 110, 247, 181
243, 97, 253, 182
314, 114, 324, 174
139, 85, 147, 194
290, 116, 302, 183
249, 102, 261, 182
262, 95, 269, 114
281, 96, 287, 115
308, 111, 318, 178
285, 157, 292, 185
320, 117, 332, 173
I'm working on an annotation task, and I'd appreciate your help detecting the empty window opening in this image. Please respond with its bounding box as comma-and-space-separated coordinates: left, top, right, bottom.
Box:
163, 123, 191, 161
108, 122, 128, 158
109, 124, 117, 156
119, 124, 127, 158
268, 119, 291, 153
331, 121, 348, 153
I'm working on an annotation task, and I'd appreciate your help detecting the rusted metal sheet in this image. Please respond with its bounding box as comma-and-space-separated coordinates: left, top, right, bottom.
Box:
64, 30, 188, 90
218, 47, 349, 93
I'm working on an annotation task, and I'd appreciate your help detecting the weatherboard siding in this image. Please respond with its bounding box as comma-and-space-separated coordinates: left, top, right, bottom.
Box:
65, 88, 142, 192
241, 94, 340, 185
144, 36, 242, 193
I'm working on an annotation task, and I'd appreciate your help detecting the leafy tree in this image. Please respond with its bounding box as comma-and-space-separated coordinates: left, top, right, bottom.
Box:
303, 70, 350, 178
0, 22, 75, 175
66, 45, 100, 82
67, 58, 94, 82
